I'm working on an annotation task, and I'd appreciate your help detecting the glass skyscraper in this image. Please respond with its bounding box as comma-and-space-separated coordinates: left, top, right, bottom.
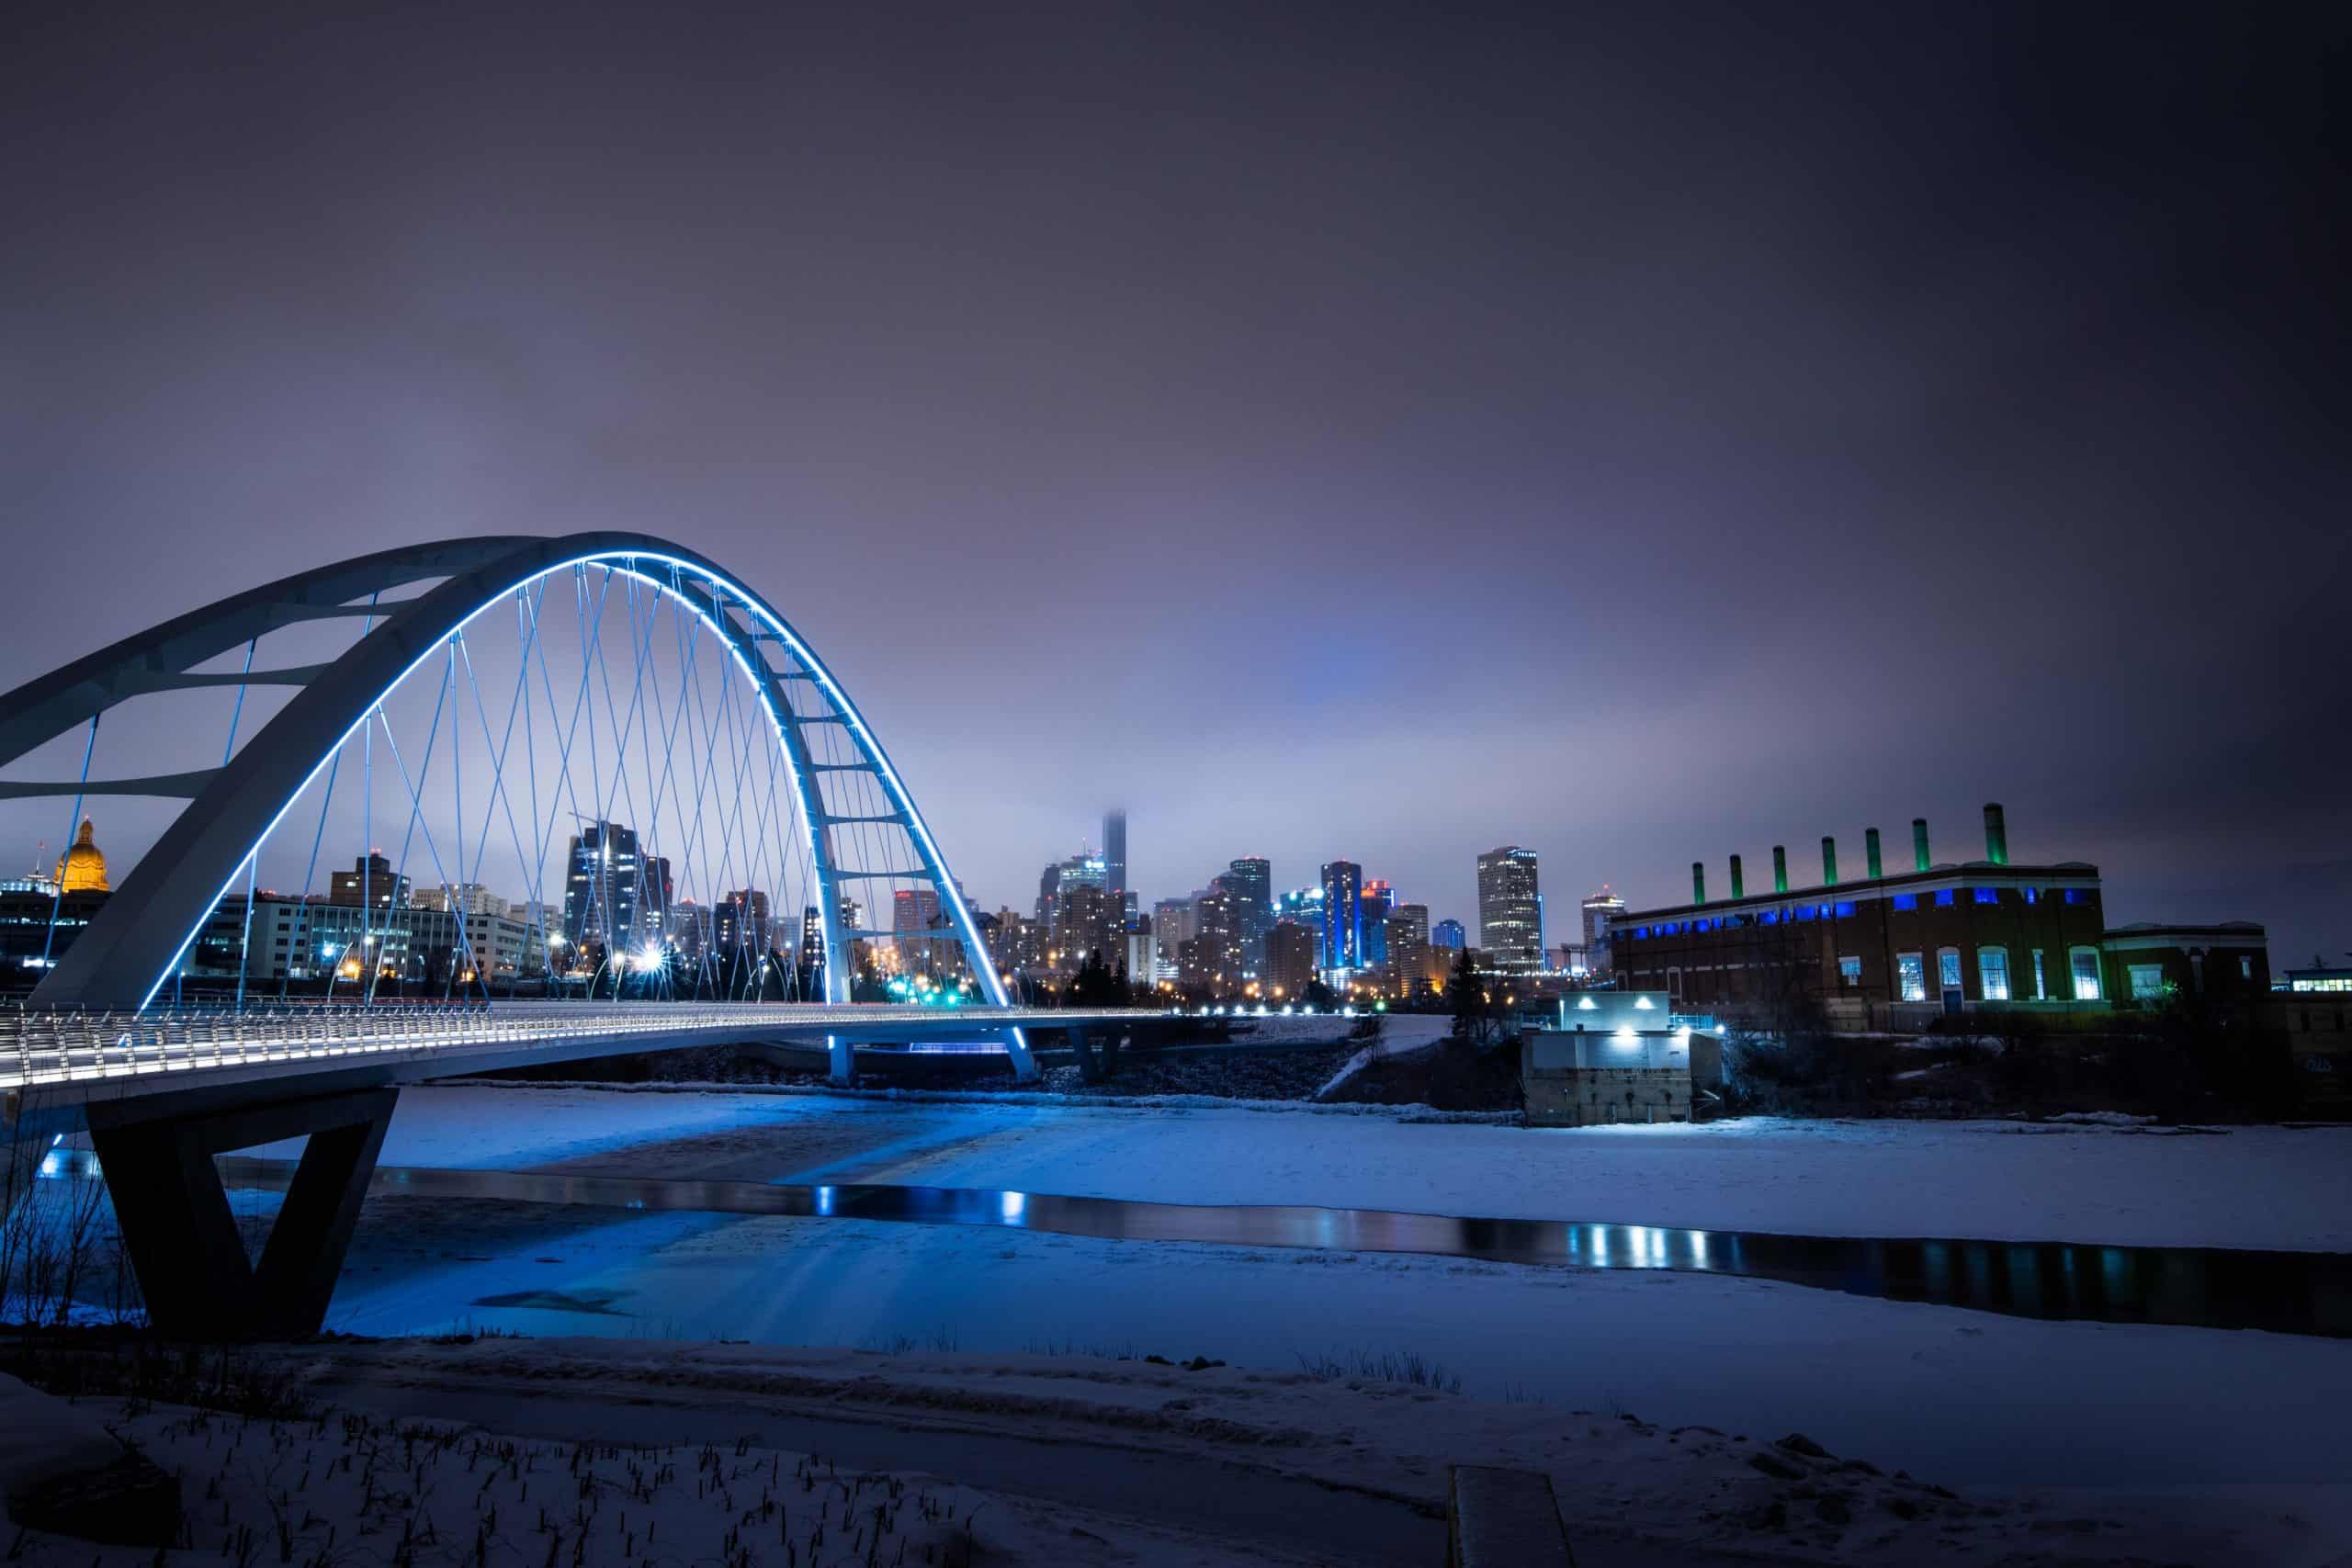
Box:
1319, 860, 1363, 971
1476, 845, 1544, 972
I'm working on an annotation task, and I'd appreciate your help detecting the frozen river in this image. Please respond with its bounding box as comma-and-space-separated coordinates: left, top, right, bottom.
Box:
196, 1086, 2352, 1497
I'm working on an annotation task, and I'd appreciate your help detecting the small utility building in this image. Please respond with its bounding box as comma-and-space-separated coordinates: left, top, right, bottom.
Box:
1522, 991, 1723, 1126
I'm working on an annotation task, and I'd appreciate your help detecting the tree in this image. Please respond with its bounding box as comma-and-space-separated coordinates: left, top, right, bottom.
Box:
1449, 949, 1504, 1047
1069, 948, 1124, 1008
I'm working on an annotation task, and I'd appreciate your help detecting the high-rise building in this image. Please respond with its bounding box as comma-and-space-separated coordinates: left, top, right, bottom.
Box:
1040, 852, 1107, 936
1582, 886, 1626, 974
1318, 861, 1363, 971
1432, 918, 1467, 951
1476, 846, 1544, 972
1125, 916, 1156, 991
1385, 902, 1430, 995
715, 888, 772, 964
562, 822, 642, 952
1263, 921, 1317, 999
1222, 857, 1272, 969
1056, 882, 1119, 972
1152, 897, 1194, 982
1102, 810, 1128, 912
1275, 886, 1325, 949
1182, 883, 1240, 994
1360, 880, 1394, 967
331, 851, 412, 914
644, 855, 673, 942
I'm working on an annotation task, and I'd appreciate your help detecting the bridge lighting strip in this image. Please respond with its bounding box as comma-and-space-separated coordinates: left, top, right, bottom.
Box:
142, 548, 1022, 1062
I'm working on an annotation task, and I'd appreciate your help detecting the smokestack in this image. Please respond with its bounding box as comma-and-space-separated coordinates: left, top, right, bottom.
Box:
1729, 854, 1745, 900
1912, 818, 1931, 873
1865, 828, 1883, 879
1771, 845, 1788, 895
1821, 836, 1838, 886
1984, 803, 2008, 866
1691, 862, 1706, 905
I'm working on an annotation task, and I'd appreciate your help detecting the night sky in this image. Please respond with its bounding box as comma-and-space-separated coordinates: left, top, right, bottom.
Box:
3, 3, 2346, 955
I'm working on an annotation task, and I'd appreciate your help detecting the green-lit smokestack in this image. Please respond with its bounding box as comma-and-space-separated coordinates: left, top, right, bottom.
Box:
1984, 802, 2009, 866
1691, 862, 1706, 905
1865, 827, 1883, 879
1771, 845, 1788, 895
1729, 854, 1745, 899
1821, 836, 1838, 886
1913, 818, 1931, 872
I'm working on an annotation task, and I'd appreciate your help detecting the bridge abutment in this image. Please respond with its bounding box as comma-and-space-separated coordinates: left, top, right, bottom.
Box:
88, 1088, 395, 1339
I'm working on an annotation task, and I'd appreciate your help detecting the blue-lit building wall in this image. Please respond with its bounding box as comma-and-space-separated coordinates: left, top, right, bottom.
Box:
1319, 860, 1363, 970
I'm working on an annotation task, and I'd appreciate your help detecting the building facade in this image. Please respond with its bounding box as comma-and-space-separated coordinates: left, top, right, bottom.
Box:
1476, 846, 1543, 972
1319, 860, 1363, 972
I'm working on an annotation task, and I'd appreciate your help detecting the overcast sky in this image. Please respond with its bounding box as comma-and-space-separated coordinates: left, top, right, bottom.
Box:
3, 2, 2346, 956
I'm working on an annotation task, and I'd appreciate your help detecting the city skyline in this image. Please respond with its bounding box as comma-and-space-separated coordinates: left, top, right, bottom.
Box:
1, 5, 2343, 964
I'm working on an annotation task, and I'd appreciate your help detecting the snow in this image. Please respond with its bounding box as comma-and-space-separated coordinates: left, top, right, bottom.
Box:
361, 1088, 2352, 1252
27, 1390, 1288, 1568
26, 1338, 2346, 1567
0, 1371, 125, 1504
127, 1086, 2352, 1562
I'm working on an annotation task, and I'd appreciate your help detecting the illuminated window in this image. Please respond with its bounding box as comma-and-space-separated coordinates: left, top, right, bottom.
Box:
1978, 947, 2010, 1001
2031, 948, 2047, 1000
1892, 893, 1917, 911
1897, 952, 1927, 1002
2129, 964, 2167, 1001
1834, 901, 1856, 919
2022, 888, 2039, 905
1935, 889, 1955, 908
1838, 955, 1861, 987
1938, 948, 1962, 990
2064, 889, 2092, 906
2070, 948, 2103, 1000
2239, 955, 2253, 981
1973, 887, 1998, 905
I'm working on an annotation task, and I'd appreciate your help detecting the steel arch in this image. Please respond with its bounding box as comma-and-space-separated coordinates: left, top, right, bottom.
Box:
10, 534, 1030, 1076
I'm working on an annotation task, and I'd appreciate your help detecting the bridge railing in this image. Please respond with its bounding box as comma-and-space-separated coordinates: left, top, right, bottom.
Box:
0, 1002, 1163, 1094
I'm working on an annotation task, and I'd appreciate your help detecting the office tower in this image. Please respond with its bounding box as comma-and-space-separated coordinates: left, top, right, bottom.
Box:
330, 851, 412, 913
715, 888, 772, 964
1275, 886, 1325, 948
643, 855, 673, 942
1056, 882, 1118, 971
1386, 902, 1430, 994
1582, 886, 1626, 974
1182, 882, 1240, 993
1431, 918, 1466, 950
1476, 845, 1544, 972
1125, 915, 1156, 990
1041, 851, 1107, 935
563, 822, 642, 950
1103, 809, 1128, 912
1361, 879, 1394, 967
1319, 860, 1363, 971
1222, 856, 1272, 967
1263, 921, 1317, 999
672, 899, 707, 964
1152, 897, 1194, 982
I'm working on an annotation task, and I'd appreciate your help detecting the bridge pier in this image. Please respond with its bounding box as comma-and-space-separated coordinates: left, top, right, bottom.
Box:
88, 1088, 396, 1340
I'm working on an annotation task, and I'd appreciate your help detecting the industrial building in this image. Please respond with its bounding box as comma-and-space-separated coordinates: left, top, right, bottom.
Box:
1611, 805, 2268, 1031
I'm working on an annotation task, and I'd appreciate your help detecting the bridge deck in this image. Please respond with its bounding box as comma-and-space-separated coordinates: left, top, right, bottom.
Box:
0, 1002, 1160, 1112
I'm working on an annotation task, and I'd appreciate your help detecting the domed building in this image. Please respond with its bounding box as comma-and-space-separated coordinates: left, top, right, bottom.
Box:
53, 817, 109, 895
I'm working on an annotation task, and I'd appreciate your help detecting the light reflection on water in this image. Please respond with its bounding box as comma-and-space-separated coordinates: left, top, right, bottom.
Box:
173, 1156, 2352, 1339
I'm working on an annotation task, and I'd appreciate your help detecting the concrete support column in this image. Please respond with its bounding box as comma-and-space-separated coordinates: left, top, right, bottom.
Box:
87, 1087, 396, 1339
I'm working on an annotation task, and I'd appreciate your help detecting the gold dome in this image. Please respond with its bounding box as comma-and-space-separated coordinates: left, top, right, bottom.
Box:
54, 817, 108, 895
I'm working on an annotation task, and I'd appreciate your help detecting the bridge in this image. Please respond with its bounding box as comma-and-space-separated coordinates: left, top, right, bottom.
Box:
0, 533, 1171, 1337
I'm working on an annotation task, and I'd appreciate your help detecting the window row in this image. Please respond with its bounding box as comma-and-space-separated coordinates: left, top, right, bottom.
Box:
1889, 944, 2101, 1003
